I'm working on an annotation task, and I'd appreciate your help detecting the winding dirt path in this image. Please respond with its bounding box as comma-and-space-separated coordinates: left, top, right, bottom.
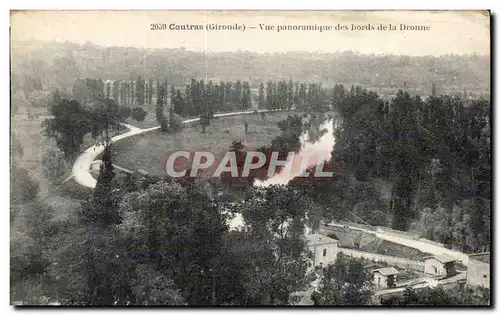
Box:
72, 110, 270, 189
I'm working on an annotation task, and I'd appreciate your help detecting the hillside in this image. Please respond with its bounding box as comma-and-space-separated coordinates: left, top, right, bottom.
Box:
11, 40, 490, 98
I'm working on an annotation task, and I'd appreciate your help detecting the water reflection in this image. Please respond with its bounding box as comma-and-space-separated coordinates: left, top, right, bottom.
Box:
255, 114, 340, 187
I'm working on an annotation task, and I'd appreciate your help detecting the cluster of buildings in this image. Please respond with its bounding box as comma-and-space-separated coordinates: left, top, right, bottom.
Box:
292, 232, 490, 305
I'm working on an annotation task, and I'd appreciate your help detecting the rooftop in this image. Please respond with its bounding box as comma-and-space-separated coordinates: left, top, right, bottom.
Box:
373, 267, 399, 276
468, 252, 490, 264
306, 234, 339, 246
425, 254, 457, 264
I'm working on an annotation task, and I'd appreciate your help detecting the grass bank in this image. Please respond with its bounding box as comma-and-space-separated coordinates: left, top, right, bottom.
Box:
113, 111, 301, 175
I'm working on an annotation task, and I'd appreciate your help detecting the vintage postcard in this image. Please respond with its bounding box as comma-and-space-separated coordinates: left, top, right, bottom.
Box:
10, 10, 491, 306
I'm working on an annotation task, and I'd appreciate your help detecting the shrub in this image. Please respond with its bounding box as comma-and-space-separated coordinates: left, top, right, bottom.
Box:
168, 112, 184, 132
118, 106, 132, 120
131, 107, 148, 122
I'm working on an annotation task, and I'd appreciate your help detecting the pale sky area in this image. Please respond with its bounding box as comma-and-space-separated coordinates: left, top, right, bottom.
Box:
10, 10, 490, 56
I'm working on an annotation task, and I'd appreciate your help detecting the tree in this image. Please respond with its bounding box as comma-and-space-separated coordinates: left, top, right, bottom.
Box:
173, 89, 185, 117
42, 96, 92, 159
88, 97, 123, 140
118, 182, 228, 305
136, 76, 145, 105
148, 79, 154, 105
120, 81, 129, 105
207, 80, 216, 117
233, 80, 242, 109
298, 83, 307, 110
258, 83, 265, 109
11, 201, 55, 303
118, 106, 132, 120
79, 142, 121, 228
129, 264, 185, 305
241, 81, 252, 110
131, 107, 147, 122
48, 225, 132, 305
277, 81, 287, 110
169, 108, 183, 132
200, 112, 210, 133
238, 185, 312, 305
112, 81, 120, 104
225, 82, 233, 111
156, 83, 168, 131
266, 81, 274, 110
314, 253, 373, 305
170, 85, 178, 112
72, 78, 104, 105
287, 79, 294, 109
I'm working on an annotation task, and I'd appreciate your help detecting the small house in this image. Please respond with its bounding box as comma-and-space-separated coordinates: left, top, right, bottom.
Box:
424, 254, 457, 278
306, 234, 339, 268
372, 267, 399, 289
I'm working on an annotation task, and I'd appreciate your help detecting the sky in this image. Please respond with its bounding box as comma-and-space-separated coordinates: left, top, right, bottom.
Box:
10, 10, 490, 56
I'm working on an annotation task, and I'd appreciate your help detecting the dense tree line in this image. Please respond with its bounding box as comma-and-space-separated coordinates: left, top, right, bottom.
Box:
67, 76, 334, 134
326, 85, 490, 252
74, 77, 154, 106
11, 40, 490, 99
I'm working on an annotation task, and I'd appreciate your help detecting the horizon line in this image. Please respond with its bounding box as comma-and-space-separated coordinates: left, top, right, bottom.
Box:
11, 38, 491, 58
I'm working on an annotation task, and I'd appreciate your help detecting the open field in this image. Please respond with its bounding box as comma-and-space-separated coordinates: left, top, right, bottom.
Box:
113, 110, 301, 175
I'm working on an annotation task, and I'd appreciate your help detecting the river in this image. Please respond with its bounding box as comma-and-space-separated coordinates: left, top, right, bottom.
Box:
229, 114, 340, 230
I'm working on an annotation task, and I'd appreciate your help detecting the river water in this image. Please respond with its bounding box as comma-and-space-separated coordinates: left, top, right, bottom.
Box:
254, 115, 339, 187
229, 114, 340, 230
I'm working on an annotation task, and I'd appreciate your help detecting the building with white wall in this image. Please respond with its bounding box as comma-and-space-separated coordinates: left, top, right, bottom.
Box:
423, 254, 457, 278
372, 267, 399, 289
306, 234, 338, 268
466, 253, 490, 295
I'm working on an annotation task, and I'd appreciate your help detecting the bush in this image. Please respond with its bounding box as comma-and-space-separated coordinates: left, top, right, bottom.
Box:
118, 106, 132, 120
131, 107, 148, 122
169, 113, 184, 132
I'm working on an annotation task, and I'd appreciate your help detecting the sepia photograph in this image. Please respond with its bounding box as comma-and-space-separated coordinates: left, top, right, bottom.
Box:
9, 9, 491, 307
